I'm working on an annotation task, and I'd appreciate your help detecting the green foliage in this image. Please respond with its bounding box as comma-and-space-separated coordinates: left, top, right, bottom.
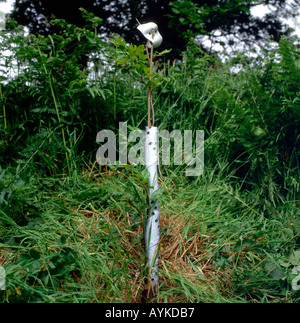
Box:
0, 10, 112, 176
110, 35, 171, 90
9, 0, 295, 60
168, 0, 293, 52
0, 11, 299, 303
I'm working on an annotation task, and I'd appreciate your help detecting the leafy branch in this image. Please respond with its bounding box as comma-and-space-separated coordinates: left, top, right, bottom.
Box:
109, 35, 171, 127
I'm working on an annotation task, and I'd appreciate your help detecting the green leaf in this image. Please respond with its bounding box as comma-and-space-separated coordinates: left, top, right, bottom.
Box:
141, 169, 150, 180
124, 187, 136, 200
58, 234, 68, 245
240, 5, 250, 12
270, 268, 285, 279
179, 17, 186, 24
289, 250, 300, 266
29, 249, 40, 260
200, 222, 207, 234
158, 49, 172, 56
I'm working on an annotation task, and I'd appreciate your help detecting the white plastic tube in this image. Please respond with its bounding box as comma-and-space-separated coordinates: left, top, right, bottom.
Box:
144, 126, 160, 288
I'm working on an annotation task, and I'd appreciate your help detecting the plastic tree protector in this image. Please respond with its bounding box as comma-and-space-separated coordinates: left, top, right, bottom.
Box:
144, 126, 159, 290
137, 22, 162, 295
137, 22, 162, 48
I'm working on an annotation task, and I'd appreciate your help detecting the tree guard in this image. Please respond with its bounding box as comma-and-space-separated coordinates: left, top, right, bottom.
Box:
137, 22, 162, 48
137, 22, 162, 300
144, 126, 159, 290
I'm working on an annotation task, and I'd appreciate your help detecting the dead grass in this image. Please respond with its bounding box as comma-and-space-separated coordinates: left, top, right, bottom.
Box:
75, 202, 223, 303
0, 249, 12, 267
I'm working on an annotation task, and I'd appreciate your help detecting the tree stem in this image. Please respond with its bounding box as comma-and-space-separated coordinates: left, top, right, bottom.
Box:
148, 43, 154, 129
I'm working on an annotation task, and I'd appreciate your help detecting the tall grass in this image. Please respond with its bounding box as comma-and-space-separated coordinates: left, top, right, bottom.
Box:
0, 13, 299, 302
1, 163, 299, 302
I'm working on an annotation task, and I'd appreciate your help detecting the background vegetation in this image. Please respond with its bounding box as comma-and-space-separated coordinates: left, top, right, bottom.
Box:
0, 8, 299, 303
7, 0, 300, 58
